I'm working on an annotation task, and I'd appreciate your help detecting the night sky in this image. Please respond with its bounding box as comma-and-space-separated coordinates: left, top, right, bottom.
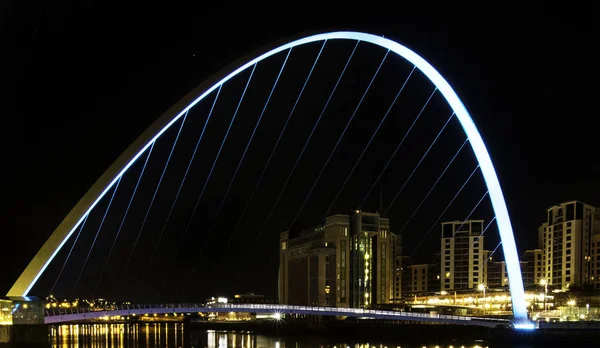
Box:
2, 4, 599, 301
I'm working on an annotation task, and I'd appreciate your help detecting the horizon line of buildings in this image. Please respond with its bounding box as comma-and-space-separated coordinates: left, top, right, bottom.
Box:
278, 200, 600, 308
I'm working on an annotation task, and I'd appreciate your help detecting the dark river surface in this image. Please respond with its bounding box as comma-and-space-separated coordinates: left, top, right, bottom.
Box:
45, 323, 490, 348
1, 322, 592, 348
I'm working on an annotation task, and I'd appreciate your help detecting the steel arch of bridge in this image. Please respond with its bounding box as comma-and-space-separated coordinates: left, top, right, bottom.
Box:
9, 31, 528, 325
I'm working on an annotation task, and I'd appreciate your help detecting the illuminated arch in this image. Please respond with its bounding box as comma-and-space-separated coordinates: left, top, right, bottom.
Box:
9, 31, 528, 325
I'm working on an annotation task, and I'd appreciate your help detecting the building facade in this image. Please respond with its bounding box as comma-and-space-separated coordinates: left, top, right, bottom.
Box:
279, 211, 398, 308
487, 261, 508, 289
538, 201, 599, 290
440, 220, 487, 291
391, 233, 403, 301
401, 263, 441, 295
522, 249, 544, 287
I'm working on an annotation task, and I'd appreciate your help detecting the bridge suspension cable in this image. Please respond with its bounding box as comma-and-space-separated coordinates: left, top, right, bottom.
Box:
410, 164, 480, 257
223, 43, 329, 251
139, 64, 258, 294
50, 214, 88, 295
73, 176, 122, 293
462, 216, 496, 258
484, 241, 503, 266
181, 42, 328, 294
331, 85, 440, 235
149, 82, 222, 299
115, 112, 189, 294
383, 109, 452, 216
194, 50, 292, 260
245, 46, 366, 254
93, 142, 155, 297
152, 86, 223, 288
248, 49, 390, 258
397, 138, 469, 235
358, 88, 437, 210
311, 66, 416, 225
452, 191, 489, 237
181, 66, 257, 245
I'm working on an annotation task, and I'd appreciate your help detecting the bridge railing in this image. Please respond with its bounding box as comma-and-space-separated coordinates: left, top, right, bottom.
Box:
44, 303, 508, 323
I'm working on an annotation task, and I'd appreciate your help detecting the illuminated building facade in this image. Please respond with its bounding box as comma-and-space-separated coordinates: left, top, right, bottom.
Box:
391, 233, 403, 300
279, 211, 398, 308
538, 201, 600, 290
487, 261, 509, 288
592, 233, 600, 290
401, 263, 440, 295
440, 220, 488, 291
522, 249, 544, 287
0, 297, 44, 325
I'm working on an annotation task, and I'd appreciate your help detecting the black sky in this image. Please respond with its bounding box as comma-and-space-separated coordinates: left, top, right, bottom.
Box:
2, 4, 600, 300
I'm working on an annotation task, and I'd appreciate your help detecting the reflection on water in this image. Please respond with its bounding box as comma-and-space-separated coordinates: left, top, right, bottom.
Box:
50, 323, 185, 348
48, 323, 489, 348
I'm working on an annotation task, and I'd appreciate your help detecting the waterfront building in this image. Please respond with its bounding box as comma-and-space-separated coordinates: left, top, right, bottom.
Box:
401, 263, 440, 295
440, 220, 488, 291
537, 201, 600, 290
279, 211, 399, 308
522, 249, 544, 287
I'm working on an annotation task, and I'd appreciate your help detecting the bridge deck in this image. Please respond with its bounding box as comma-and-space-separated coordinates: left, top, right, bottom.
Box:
45, 303, 509, 328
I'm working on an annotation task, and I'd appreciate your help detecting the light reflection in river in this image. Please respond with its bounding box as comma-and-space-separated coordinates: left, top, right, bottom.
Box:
49, 323, 490, 348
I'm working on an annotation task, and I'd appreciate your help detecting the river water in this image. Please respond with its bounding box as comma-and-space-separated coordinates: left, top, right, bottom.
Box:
44, 323, 491, 348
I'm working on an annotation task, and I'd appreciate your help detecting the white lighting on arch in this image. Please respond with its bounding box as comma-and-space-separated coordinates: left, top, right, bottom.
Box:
14, 30, 528, 326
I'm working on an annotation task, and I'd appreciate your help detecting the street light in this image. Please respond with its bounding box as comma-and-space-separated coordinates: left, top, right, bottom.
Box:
540, 279, 548, 313
477, 283, 486, 315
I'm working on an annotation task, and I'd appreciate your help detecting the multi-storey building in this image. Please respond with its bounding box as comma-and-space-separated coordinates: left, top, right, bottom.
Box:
279, 211, 399, 308
401, 263, 440, 295
538, 201, 599, 290
486, 259, 528, 287
487, 261, 508, 289
522, 249, 544, 287
390, 233, 403, 301
592, 233, 600, 290
440, 220, 488, 291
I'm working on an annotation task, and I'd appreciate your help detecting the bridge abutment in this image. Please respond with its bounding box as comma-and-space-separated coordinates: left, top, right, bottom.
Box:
0, 297, 48, 346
